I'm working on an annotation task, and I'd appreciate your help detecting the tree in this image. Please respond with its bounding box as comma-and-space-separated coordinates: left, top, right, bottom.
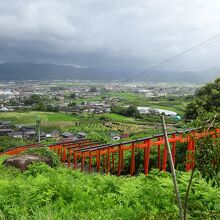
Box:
24, 94, 42, 105
111, 105, 141, 118
184, 77, 220, 120
33, 102, 47, 111
126, 105, 141, 118
183, 113, 220, 219
69, 93, 76, 99
68, 102, 77, 107
89, 87, 97, 92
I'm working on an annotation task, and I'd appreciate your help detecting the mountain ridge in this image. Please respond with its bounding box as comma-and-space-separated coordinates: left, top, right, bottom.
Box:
0, 62, 219, 83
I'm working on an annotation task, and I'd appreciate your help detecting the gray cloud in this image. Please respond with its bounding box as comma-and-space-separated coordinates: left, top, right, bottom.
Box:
0, 0, 220, 71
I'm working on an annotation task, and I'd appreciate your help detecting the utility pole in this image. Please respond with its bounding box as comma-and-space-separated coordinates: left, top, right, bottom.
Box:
36, 118, 41, 143
161, 115, 183, 220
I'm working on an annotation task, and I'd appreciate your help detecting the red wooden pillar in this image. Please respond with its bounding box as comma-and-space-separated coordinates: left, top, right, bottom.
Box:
171, 134, 177, 167
81, 152, 85, 172
162, 137, 168, 171
103, 154, 107, 172
191, 137, 196, 169
73, 151, 77, 169
89, 151, 92, 173
157, 137, 161, 170
121, 148, 124, 171
186, 135, 192, 172
107, 148, 110, 174
144, 139, 151, 175
67, 149, 71, 168
117, 145, 122, 176
130, 142, 135, 176
97, 150, 101, 173
112, 149, 115, 174
58, 145, 61, 159
96, 151, 99, 167
77, 144, 81, 160
62, 146, 67, 163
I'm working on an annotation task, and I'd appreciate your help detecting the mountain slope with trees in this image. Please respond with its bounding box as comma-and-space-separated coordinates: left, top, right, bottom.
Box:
185, 77, 220, 120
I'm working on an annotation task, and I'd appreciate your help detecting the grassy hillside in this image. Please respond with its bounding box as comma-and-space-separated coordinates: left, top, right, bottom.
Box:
0, 158, 219, 220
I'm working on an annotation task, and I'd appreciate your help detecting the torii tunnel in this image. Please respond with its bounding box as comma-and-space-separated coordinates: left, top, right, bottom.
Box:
1, 128, 220, 176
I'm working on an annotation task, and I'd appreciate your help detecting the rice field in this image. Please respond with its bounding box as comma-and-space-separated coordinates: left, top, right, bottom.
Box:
0, 111, 79, 126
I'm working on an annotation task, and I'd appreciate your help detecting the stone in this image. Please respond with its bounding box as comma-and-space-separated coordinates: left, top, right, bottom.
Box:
3, 154, 52, 171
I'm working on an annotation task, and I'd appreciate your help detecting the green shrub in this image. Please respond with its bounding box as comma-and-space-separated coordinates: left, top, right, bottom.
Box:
22, 147, 60, 167
0, 164, 219, 220
25, 162, 53, 176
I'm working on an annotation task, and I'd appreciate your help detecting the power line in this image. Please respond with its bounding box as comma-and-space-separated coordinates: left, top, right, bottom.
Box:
129, 33, 220, 81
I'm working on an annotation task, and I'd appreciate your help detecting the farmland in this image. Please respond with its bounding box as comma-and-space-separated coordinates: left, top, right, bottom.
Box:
0, 111, 156, 144
0, 80, 192, 151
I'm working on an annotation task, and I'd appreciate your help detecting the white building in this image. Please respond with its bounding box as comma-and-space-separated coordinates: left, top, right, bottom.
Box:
137, 106, 177, 117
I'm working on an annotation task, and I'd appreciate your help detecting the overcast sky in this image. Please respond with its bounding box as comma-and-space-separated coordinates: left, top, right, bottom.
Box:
1, 0, 220, 71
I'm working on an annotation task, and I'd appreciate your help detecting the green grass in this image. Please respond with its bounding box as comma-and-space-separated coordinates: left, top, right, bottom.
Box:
0, 159, 219, 220
0, 111, 79, 125
46, 113, 77, 122
103, 113, 136, 123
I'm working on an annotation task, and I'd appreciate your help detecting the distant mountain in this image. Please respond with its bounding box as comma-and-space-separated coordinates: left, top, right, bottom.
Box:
0, 62, 219, 83
139, 68, 220, 83
0, 63, 122, 80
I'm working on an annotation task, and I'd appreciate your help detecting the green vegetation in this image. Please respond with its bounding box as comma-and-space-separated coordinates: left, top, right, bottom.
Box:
185, 77, 220, 120
0, 80, 220, 219
102, 113, 135, 123
0, 111, 79, 126
73, 91, 188, 116
111, 105, 141, 118
24, 94, 58, 112
22, 147, 60, 168
0, 136, 30, 152
0, 111, 161, 144
0, 158, 219, 220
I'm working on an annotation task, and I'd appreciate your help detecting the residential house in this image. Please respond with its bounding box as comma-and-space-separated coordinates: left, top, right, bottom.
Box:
47, 130, 60, 139
62, 132, 74, 139
8, 131, 23, 138
111, 133, 121, 141
0, 121, 12, 129
0, 128, 13, 136
19, 126, 36, 139
40, 132, 47, 140
77, 132, 86, 139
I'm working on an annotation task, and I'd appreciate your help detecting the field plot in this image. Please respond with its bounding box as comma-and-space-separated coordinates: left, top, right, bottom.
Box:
102, 113, 135, 123
0, 111, 79, 127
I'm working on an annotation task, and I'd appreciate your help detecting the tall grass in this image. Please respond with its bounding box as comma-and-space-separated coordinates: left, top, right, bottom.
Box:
0, 157, 219, 220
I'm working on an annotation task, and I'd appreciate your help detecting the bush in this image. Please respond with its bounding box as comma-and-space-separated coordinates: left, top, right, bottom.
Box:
0, 136, 30, 152
22, 147, 60, 167
0, 163, 219, 219
25, 162, 53, 176
184, 77, 220, 120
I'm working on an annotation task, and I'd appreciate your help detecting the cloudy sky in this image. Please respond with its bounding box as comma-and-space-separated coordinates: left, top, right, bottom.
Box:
1, 0, 220, 72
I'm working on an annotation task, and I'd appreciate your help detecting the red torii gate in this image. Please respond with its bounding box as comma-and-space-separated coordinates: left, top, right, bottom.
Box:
0, 143, 42, 156
1, 128, 219, 176
0, 139, 96, 158
49, 128, 219, 175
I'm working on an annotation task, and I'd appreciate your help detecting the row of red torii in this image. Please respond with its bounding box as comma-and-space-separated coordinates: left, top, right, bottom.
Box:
1, 128, 219, 176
